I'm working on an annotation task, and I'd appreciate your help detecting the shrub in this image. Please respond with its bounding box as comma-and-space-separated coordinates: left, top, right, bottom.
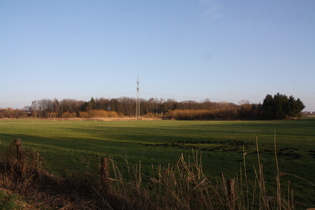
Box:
142, 112, 161, 118
81, 110, 120, 118
166, 109, 241, 120
49, 112, 58, 118
79, 111, 90, 118
61, 112, 77, 118
166, 110, 215, 120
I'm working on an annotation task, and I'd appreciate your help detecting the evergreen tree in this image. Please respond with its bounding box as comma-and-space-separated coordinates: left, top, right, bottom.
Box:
261, 93, 305, 119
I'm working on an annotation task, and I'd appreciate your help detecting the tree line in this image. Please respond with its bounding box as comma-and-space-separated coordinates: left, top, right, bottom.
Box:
0, 93, 305, 120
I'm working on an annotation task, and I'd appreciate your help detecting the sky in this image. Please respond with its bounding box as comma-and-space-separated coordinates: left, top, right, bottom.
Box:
1, 0, 315, 111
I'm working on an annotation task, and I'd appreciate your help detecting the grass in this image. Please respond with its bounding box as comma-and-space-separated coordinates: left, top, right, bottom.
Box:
0, 138, 302, 209
0, 190, 20, 209
0, 119, 314, 207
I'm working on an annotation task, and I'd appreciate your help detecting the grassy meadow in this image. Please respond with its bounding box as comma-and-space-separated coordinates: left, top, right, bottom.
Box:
0, 119, 314, 206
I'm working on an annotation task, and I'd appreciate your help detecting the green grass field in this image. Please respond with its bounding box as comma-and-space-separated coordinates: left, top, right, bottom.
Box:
0, 119, 314, 205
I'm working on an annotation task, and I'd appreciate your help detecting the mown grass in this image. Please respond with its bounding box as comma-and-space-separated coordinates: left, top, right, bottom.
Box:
0, 119, 314, 206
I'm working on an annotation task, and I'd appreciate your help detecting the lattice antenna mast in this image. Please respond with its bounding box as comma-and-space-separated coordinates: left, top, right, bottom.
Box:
136, 76, 140, 118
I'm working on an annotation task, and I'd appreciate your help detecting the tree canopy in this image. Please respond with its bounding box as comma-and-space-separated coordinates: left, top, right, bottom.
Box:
261, 93, 305, 119
1, 93, 306, 120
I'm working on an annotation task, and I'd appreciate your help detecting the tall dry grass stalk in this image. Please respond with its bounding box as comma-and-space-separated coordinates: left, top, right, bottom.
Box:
103, 145, 296, 210
274, 130, 282, 210
0, 137, 306, 209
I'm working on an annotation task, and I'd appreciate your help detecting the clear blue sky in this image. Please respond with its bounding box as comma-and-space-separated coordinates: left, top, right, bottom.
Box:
1, 0, 315, 111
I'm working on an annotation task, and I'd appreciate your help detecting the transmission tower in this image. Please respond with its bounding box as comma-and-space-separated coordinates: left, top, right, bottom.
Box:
136, 76, 140, 118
